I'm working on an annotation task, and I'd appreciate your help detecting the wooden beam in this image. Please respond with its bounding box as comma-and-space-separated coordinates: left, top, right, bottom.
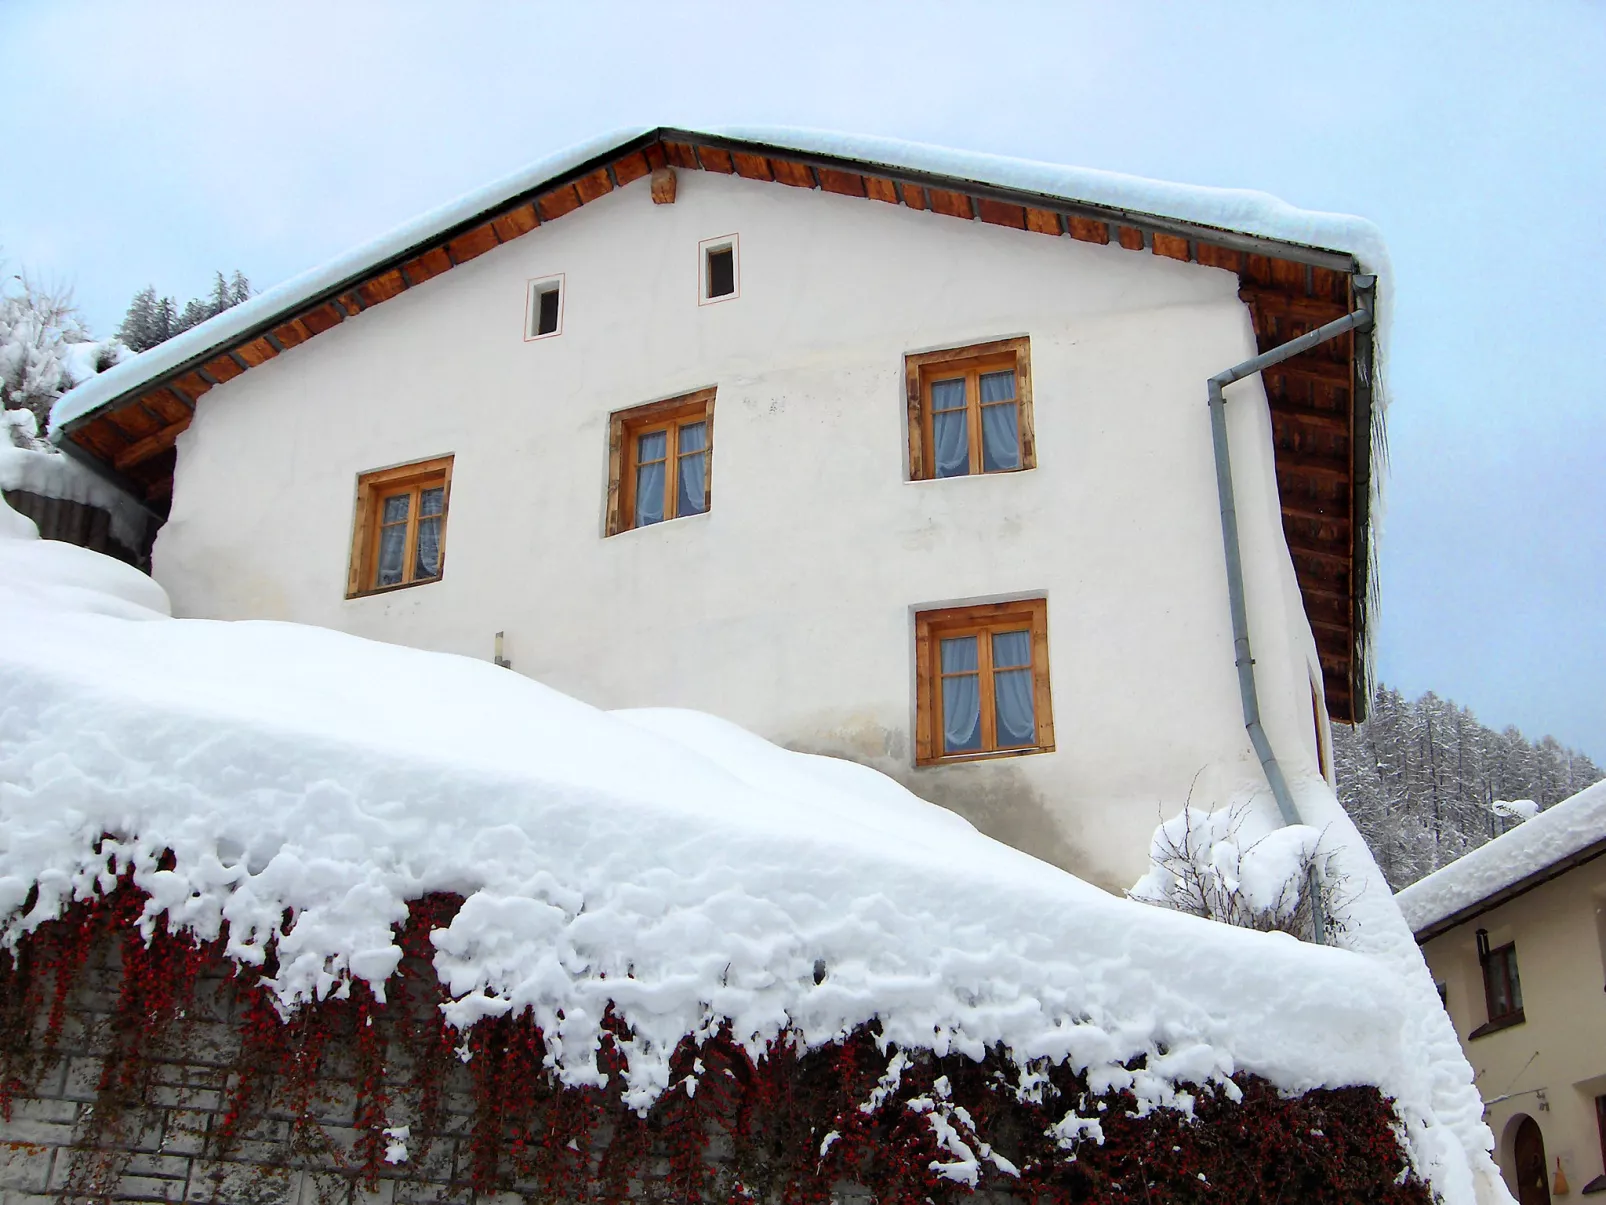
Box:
1281, 500, 1351, 526
1266, 357, 1351, 385
114, 415, 191, 470
1240, 287, 1349, 322
1271, 402, 1350, 434
1276, 453, 1351, 482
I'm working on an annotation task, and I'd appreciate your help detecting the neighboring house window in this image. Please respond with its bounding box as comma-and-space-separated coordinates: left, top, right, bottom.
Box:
606, 389, 715, 535
914, 598, 1055, 765
347, 455, 453, 597
904, 337, 1035, 481
525, 274, 564, 339
1469, 935, 1525, 1037
699, 235, 739, 304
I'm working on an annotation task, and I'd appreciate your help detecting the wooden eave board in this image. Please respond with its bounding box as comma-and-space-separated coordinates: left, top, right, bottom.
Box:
64, 128, 1372, 718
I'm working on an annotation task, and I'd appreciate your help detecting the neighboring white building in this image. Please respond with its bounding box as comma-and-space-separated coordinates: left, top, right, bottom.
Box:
49, 127, 1384, 891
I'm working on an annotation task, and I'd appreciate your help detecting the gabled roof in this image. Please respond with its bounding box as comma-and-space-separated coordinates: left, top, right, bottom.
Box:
1396, 780, 1606, 941
50, 125, 1387, 721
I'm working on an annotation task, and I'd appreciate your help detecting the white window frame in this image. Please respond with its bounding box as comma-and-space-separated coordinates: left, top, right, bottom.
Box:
524, 273, 565, 341
698, 234, 740, 306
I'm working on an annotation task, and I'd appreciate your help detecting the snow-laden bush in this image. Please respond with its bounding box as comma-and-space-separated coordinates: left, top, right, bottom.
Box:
0, 268, 127, 430
1129, 801, 1346, 942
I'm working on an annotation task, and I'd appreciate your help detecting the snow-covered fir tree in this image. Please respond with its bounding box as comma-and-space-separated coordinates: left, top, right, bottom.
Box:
1335, 685, 1603, 889
120, 271, 251, 352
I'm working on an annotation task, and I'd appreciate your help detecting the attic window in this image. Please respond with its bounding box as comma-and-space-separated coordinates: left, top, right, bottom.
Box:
526, 274, 564, 340
347, 455, 453, 597
699, 235, 739, 304
905, 338, 1035, 480
914, 599, 1055, 766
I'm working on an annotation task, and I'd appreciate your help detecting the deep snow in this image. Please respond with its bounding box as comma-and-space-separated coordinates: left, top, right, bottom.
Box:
0, 496, 1497, 1202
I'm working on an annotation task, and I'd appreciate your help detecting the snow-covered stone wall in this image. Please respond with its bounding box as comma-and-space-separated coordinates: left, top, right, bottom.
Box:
146, 167, 1329, 892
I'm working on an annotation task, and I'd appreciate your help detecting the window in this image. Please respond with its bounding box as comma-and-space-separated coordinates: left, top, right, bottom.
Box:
1469, 930, 1525, 1037
905, 337, 1035, 480
525, 274, 564, 340
606, 389, 715, 535
347, 455, 453, 597
699, 235, 739, 304
914, 599, 1055, 765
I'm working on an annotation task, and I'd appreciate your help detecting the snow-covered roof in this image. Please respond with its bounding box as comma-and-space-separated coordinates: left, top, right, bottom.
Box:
1396, 781, 1606, 940
49, 125, 1389, 436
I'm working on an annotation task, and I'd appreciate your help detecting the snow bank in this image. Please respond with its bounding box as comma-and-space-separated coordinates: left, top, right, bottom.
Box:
51, 126, 1389, 435
2, 409, 149, 550
0, 495, 1485, 1197
1398, 780, 1606, 937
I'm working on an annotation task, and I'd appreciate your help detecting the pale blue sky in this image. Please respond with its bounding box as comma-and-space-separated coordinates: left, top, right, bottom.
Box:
4, 1, 1601, 758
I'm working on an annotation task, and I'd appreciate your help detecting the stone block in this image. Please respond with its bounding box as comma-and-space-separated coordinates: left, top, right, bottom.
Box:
110, 1173, 188, 1201
62, 1056, 106, 1101
6, 1098, 78, 1124
185, 1160, 302, 1205
0, 1145, 53, 1193
122, 1152, 192, 1180
160, 1109, 212, 1157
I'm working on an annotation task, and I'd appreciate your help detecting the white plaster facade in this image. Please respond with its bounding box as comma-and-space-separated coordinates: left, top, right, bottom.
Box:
152, 166, 1332, 891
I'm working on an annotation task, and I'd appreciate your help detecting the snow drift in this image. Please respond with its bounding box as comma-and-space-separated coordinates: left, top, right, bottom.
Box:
0, 497, 1493, 1200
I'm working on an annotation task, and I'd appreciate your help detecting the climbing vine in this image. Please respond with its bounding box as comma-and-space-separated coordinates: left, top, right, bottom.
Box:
0, 882, 1432, 1204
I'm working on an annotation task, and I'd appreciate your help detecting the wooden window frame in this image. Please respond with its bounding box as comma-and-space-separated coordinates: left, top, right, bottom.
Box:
1468, 940, 1525, 1037
698, 234, 740, 306
605, 388, 716, 536
904, 336, 1035, 481
346, 454, 454, 598
914, 598, 1055, 766
524, 273, 565, 341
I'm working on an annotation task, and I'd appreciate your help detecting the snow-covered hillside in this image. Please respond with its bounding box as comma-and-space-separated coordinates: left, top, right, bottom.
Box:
0, 497, 1504, 1202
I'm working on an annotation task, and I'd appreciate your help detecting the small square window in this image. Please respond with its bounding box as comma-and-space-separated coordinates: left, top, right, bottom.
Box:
698, 235, 739, 304
347, 455, 453, 597
905, 337, 1035, 479
525, 274, 564, 340
606, 389, 716, 535
915, 599, 1055, 765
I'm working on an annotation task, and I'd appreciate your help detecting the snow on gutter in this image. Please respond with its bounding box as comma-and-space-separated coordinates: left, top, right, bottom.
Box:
1397, 780, 1606, 941
50, 124, 1392, 437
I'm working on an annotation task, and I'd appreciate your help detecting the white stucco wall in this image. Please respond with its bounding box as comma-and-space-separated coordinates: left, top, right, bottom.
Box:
154, 166, 1328, 891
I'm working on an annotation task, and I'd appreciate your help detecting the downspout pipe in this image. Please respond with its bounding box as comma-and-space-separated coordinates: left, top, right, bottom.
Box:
1207, 285, 1375, 942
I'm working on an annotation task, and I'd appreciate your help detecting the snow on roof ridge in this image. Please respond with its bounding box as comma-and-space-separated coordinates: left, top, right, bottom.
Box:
51, 124, 1390, 436
1396, 779, 1606, 935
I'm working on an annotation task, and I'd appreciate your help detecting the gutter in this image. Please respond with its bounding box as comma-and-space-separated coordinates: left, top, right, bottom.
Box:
1208, 276, 1376, 943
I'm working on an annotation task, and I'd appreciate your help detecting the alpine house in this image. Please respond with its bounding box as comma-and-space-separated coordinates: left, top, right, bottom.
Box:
0, 127, 1510, 1203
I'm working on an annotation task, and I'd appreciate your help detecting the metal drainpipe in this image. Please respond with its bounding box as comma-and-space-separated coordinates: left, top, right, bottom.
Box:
1207, 277, 1375, 944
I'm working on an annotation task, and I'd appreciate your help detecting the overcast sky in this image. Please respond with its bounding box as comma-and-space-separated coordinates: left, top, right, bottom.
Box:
4, 1, 1601, 759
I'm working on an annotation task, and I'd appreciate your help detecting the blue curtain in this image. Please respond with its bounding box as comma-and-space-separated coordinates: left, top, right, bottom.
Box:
635, 430, 667, 526
931, 378, 969, 477
979, 370, 1019, 471
676, 421, 707, 515
941, 635, 982, 752
992, 630, 1035, 746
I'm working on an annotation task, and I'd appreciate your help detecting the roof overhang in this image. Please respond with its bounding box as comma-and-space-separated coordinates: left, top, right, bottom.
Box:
1409, 835, 1606, 944
52, 126, 1381, 721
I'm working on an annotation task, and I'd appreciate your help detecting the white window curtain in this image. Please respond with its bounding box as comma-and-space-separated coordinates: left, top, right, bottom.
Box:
676, 421, 707, 516
415, 487, 444, 578
992, 630, 1036, 746
377, 494, 409, 586
979, 370, 1020, 472
940, 635, 982, 752
635, 430, 667, 526
931, 379, 969, 477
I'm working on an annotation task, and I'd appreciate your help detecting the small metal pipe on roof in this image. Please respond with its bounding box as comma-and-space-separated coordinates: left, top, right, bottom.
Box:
1207, 282, 1375, 944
